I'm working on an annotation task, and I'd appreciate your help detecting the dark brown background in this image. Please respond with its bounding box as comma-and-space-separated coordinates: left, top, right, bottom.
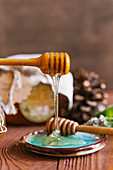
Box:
0, 0, 113, 88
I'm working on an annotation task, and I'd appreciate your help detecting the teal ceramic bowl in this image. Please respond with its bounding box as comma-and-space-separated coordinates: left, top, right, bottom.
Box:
20, 130, 107, 157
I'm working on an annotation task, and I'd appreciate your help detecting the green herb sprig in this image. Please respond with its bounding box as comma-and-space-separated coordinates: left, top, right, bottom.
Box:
85, 105, 113, 127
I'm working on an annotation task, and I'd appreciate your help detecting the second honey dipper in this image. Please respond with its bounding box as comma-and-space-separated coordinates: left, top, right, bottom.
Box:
46, 117, 113, 136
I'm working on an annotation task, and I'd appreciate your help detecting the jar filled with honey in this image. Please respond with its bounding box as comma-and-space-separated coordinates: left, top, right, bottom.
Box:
0, 54, 73, 125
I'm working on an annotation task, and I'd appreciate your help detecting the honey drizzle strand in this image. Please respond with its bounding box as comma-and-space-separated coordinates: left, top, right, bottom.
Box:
52, 74, 60, 130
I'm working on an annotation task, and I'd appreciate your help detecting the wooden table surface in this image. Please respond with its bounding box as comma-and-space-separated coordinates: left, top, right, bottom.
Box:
0, 91, 113, 170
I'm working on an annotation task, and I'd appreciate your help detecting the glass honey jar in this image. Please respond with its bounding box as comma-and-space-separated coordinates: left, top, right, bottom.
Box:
0, 54, 73, 125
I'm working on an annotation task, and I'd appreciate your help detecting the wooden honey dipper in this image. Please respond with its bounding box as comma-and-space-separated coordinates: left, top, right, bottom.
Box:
46, 117, 113, 136
0, 52, 70, 75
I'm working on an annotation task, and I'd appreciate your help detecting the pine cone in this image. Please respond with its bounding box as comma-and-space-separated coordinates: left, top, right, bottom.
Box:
69, 68, 109, 124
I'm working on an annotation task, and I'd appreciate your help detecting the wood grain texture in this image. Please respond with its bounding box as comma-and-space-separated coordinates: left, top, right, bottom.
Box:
58, 153, 99, 170
0, 126, 58, 170
0, 93, 113, 169
58, 136, 113, 170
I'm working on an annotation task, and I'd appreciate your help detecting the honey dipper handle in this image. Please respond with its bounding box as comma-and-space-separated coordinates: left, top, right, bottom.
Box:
0, 57, 41, 67
77, 125, 113, 135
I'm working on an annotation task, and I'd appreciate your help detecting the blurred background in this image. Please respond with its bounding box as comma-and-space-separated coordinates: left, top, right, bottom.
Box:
0, 0, 113, 89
